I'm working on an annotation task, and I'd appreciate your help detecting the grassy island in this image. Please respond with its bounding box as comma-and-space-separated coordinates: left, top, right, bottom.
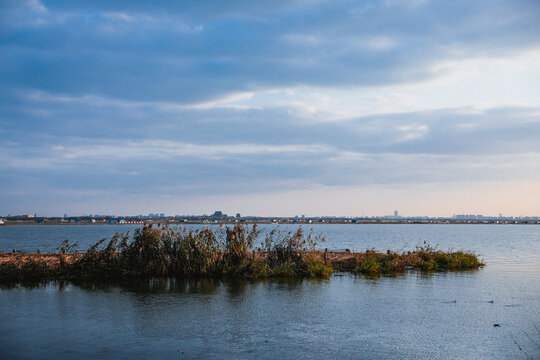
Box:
0, 225, 484, 283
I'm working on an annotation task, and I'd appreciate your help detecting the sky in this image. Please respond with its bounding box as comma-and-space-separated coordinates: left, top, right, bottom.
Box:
1, 0, 540, 217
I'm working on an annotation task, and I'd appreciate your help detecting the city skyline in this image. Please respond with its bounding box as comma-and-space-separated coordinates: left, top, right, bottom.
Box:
1, 0, 540, 216
3, 209, 539, 220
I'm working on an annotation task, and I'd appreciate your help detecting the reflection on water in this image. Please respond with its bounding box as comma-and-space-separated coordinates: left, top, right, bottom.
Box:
1, 270, 539, 360
1, 224, 539, 359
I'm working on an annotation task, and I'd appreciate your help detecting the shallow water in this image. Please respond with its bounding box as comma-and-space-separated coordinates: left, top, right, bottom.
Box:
1, 224, 539, 359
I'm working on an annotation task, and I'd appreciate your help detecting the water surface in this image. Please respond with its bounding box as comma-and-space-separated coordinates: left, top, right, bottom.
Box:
1, 224, 539, 359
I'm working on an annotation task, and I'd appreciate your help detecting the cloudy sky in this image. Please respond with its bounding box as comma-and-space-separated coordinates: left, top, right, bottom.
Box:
1, 0, 540, 217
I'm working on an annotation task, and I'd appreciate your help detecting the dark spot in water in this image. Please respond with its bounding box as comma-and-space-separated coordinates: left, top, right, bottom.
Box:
493, 324, 500, 327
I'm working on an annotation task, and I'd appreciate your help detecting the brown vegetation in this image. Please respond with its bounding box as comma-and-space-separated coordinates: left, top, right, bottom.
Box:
0, 225, 484, 283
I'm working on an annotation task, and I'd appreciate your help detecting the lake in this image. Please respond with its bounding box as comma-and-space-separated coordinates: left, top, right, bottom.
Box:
1, 224, 539, 359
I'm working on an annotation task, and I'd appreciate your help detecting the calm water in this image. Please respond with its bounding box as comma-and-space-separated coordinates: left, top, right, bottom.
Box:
1, 224, 539, 359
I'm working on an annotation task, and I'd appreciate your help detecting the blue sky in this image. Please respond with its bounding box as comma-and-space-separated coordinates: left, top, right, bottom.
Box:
1, 0, 540, 217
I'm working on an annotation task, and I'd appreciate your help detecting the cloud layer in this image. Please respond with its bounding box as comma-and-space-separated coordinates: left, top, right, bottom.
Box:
1, 0, 539, 216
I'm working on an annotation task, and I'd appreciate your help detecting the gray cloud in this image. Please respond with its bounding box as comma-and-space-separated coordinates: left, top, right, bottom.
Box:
2, 0, 539, 102
1, 0, 539, 215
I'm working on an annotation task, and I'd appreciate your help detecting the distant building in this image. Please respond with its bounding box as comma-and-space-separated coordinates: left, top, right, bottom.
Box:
7, 214, 35, 220
454, 214, 485, 220
212, 211, 226, 218
236, 213, 241, 218
394, 210, 399, 217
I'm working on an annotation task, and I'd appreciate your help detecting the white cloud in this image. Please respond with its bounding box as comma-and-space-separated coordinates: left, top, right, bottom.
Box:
101, 12, 136, 23
352, 36, 397, 51
26, 0, 47, 13
21, 46, 540, 122
50, 140, 332, 161
24, 90, 259, 112
396, 124, 429, 141
230, 47, 540, 121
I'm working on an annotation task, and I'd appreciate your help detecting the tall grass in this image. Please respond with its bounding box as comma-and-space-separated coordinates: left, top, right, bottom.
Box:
0, 225, 483, 283
0, 224, 331, 282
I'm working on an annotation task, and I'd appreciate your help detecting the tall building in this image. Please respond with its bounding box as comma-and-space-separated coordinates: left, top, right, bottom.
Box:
212, 211, 225, 218
394, 210, 399, 217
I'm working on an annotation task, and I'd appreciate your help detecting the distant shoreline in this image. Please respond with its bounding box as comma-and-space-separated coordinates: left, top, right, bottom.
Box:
2, 220, 539, 226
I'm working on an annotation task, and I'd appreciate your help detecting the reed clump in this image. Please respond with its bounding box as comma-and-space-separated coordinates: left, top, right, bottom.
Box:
0, 224, 331, 282
0, 226, 483, 283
